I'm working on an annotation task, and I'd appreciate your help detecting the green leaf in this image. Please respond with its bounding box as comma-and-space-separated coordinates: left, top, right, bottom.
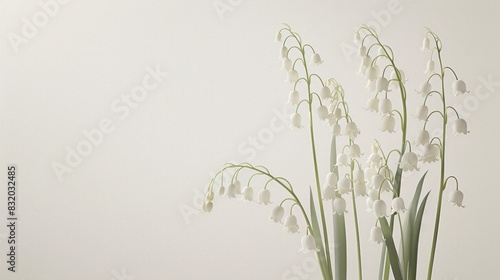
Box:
408, 191, 431, 280
379, 217, 404, 280
401, 171, 428, 278
309, 188, 329, 279
330, 136, 346, 280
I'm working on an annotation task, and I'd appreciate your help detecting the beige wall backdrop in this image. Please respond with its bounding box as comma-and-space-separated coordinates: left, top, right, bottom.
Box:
1, 0, 499, 279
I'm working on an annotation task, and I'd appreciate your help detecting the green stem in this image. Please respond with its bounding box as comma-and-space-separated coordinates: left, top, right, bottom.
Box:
427, 37, 447, 280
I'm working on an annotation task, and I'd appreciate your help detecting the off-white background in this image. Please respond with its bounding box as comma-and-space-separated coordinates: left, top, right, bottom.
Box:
1, 0, 499, 279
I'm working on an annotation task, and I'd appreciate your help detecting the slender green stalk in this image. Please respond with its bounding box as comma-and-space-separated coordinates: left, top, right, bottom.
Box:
427, 35, 447, 280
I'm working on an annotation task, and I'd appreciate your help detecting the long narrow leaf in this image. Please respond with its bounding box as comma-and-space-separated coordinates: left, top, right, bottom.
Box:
331, 136, 346, 280
309, 188, 329, 279
401, 171, 428, 277
408, 191, 431, 280
379, 217, 404, 280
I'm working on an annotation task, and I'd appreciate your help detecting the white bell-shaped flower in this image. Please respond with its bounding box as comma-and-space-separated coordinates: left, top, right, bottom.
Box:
327, 114, 337, 126
353, 169, 365, 183
290, 113, 302, 128
348, 144, 361, 158
241, 186, 254, 202
391, 197, 407, 213
283, 215, 300, 233
323, 184, 335, 201
417, 82, 432, 97
258, 189, 272, 205
415, 129, 430, 146
366, 79, 376, 92
421, 37, 430, 51
336, 177, 351, 195
332, 123, 341, 136
282, 57, 292, 71
368, 188, 379, 202
381, 115, 396, 133
400, 151, 419, 172
367, 153, 382, 169
333, 107, 342, 119
373, 199, 388, 218
218, 185, 226, 196
300, 234, 320, 253
269, 206, 284, 222
415, 105, 429, 121
336, 153, 348, 166
448, 190, 465, 208
319, 85, 331, 99
287, 69, 299, 83
361, 55, 372, 68
345, 121, 360, 140
326, 172, 339, 187
425, 59, 435, 74
358, 45, 367, 57
379, 166, 393, 179
364, 167, 377, 182
227, 183, 237, 198
333, 197, 348, 215
371, 174, 390, 192
311, 53, 323, 65
369, 226, 384, 244
288, 90, 300, 106
390, 69, 406, 88
354, 180, 367, 197
366, 197, 374, 212
379, 98, 392, 115
364, 96, 379, 112
317, 106, 329, 121
452, 119, 469, 135
234, 180, 242, 194
376, 77, 389, 93
366, 66, 378, 81
420, 143, 440, 163
280, 46, 288, 58
452, 80, 468, 96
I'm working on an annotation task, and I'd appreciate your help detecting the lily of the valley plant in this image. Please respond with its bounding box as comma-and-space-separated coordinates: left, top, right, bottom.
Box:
203, 24, 469, 280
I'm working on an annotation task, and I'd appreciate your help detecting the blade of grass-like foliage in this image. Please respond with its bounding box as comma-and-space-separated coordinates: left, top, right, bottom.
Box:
401, 171, 428, 278
330, 136, 346, 280
379, 217, 404, 280
408, 191, 430, 280
309, 187, 329, 279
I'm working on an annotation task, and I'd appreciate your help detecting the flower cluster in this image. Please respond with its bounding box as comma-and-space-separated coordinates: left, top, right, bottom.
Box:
202, 25, 470, 280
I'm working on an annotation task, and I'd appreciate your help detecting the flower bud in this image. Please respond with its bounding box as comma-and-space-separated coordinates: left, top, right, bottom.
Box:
290, 113, 302, 128
282, 57, 292, 71
425, 59, 435, 74
218, 185, 226, 196
421, 37, 430, 51
358, 45, 367, 57
280, 46, 288, 58
379, 98, 392, 115
287, 69, 299, 83
332, 123, 341, 136
415, 105, 428, 121
288, 90, 300, 105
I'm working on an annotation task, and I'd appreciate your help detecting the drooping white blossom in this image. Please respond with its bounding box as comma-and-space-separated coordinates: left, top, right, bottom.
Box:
269, 206, 284, 222
370, 226, 384, 244
452, 80, 469, 96
448, 190, 465, 208
452, 119, 469, 135
283, 215, 300, 233
290, 113, 302, 128
300, 234, 320, 253
381, 115, 396, 133
400, 151, 419, 172
333, 197, 348, 215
